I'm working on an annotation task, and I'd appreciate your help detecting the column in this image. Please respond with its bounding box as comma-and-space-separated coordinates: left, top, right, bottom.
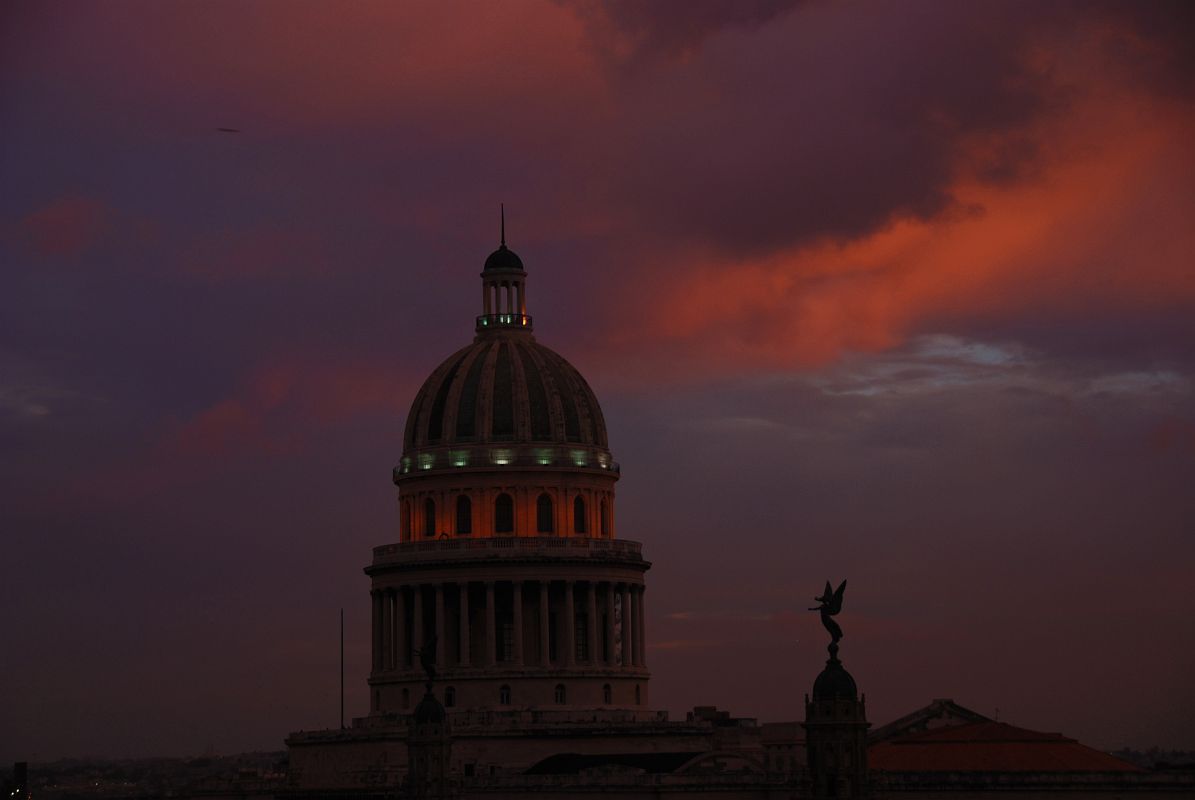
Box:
605, 583, 616, 665
459, 583, 470, 667
483, 282, 490, 315
485, 582, 496, 666
371, 590, 382, 672
434, 584, 446, 669
563, 580, 575, 667
586, 582, 598, 665
381, 589, 392, 670
395, 586, 407, 669
636, 585, 647, 667
539, 581, 550, 665
512, 581, 524, 665
412, 584, 424, 654
626, 581, 635, 669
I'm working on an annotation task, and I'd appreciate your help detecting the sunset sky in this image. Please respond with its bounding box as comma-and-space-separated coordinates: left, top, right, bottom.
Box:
2, 0, 1194, 761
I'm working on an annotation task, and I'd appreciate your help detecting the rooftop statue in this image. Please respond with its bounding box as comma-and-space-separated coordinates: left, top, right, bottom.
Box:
415, 635, 438, 687
810, 580, 847, 659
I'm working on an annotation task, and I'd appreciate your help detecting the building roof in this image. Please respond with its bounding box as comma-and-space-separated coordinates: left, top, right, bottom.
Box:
869, 698, 992, 743
869, 721, 1143, 773
525, 752, 703, 775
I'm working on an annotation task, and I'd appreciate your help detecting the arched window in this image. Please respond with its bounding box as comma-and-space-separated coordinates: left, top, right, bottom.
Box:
423, 498, 436, 537
600, 498, 610, 537
573, 496, 587, 534
602, 683, 612, 704
554, 684, 567, 704
495, 493, 514, 533
499, 684, 511, 705
634, 684, 641, 705
444, 686, 456, 708
536, 493, 554, 533
455, 495, 472, 535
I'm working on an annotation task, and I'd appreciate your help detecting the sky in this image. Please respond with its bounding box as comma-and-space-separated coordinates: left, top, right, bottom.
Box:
2, 0, 1194, 761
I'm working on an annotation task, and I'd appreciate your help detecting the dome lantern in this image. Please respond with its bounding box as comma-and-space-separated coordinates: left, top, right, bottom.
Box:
477, 204, 532, 333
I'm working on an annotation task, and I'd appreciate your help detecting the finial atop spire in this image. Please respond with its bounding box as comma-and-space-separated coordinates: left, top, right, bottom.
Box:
500, 203, 506, 247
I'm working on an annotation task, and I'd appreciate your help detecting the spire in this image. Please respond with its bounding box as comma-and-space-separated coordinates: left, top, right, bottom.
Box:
500, 203, 506, 247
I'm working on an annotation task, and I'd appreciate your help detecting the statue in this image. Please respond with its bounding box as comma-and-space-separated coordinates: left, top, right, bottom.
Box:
809, 580, 847, 658
415, 635, 438, 687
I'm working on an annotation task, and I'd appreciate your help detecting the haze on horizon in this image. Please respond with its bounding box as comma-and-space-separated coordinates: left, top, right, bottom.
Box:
2, 0, 1193, 762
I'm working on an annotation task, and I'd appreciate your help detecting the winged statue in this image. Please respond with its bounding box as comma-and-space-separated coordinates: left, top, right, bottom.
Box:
415, 635, 438, 686
809, 579, 847, 648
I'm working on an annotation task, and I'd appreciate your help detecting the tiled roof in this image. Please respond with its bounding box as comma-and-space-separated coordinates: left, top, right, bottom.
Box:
869, 721, 1143, 773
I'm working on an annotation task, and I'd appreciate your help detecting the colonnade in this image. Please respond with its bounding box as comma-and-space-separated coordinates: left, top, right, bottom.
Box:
370, 579, 646, 673
482, 279, 526, 318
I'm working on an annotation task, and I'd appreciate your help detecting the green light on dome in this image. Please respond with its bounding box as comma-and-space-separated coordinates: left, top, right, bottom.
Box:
535, 448, 554, 465
451, 450, 470, 467
418, 453, 435, 470
491, 448, 513, 465
570, 449, 588, 467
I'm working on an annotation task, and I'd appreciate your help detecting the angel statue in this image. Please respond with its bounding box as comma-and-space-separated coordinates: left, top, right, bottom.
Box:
809, 580, 847, 653
415, 635, 438, 687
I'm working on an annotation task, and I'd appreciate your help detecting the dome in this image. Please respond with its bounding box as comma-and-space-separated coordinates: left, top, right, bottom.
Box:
413, 690, 446, 725
812, 659, 858, 700
484, 244, 524, 272
403, 337, 608, 452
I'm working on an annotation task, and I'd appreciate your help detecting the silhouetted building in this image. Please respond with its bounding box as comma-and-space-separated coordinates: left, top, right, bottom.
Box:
407, 688, 453, 799
805, 649, 869, 799
281, 230, 1191, 800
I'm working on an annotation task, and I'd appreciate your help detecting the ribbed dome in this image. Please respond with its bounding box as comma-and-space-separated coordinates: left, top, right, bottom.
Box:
403, 336, 608, 452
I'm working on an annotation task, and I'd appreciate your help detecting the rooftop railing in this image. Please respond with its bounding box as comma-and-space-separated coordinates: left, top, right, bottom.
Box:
372, 536, 644, 565
476, 313, 533, 331
394, 444, 619, 479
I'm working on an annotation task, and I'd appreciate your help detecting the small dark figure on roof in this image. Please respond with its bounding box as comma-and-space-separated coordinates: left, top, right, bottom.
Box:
810, 580, 847, 651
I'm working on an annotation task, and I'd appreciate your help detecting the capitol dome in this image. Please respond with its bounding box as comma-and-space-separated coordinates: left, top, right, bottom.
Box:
370, 224, 649, 717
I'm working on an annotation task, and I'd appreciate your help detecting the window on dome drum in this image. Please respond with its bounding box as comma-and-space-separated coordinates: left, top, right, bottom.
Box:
455, 495, 472, 535
444, 686, 456, 708
554, 684, 566, 704
536, 493, 554, 533
635, 685, 641, 705
573, 496, 587, 534
600, 498, 609, 537
495, 493, 514, 533
423, 498, 436, 538
499, 685, 511, 705
402, 688, 410, 709
603, 684, 612, 704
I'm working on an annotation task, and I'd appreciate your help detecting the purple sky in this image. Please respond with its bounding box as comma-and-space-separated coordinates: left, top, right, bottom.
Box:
2, 0, 1194, 761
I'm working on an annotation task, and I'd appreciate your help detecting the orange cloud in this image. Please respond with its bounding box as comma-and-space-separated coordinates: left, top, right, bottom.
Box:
623, 58, 1195, 376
